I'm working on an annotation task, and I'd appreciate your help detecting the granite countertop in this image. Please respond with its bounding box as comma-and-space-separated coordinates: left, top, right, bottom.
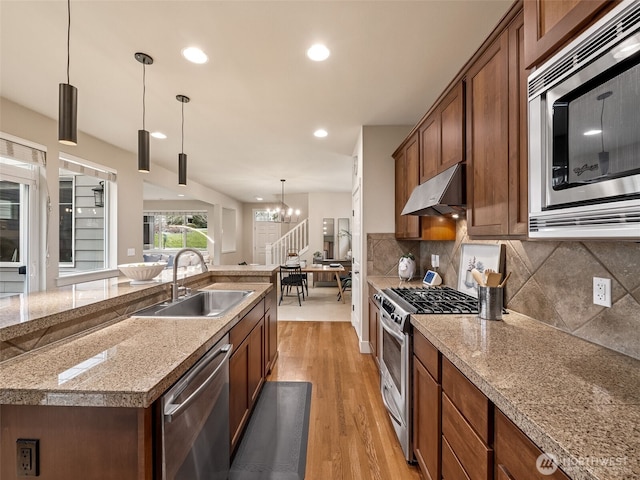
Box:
367, 276, 640, 480
0, 265, 277, 342
0, 282, 271, 409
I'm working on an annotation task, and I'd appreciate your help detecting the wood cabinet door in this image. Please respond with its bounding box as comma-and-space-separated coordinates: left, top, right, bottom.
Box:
508, 11, 530, 237
394, 151, 406, 238
439, 81, 465, 172
368, 297, 379, 361
229, 340, 249, 450
404, 133, 421, 238
413, 357, 441, 480
466, 29, 510, 237
523, 0, 616, 68
495, 409, 571, 480
248, 319, 265, 405
419, 113, 440, 183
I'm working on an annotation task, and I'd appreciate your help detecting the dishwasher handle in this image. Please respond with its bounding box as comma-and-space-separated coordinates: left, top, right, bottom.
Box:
164, 343, 232, 422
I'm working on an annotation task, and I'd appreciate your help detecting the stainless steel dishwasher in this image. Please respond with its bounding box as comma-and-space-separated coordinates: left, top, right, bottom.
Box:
159, 334, 232, 480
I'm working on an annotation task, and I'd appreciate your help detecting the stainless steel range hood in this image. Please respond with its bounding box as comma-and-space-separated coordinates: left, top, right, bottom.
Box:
401, 163, 466, 216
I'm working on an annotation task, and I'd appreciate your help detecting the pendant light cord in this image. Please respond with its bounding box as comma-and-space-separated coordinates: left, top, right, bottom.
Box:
142, 63, 146, 130
66, 0, 71, 84
181, 101, 185, 153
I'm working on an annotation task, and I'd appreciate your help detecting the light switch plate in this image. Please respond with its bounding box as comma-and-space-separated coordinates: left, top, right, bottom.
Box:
127, 248, 135, 256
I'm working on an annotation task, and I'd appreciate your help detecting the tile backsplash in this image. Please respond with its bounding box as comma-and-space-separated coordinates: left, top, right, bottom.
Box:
367, 221, 640, 360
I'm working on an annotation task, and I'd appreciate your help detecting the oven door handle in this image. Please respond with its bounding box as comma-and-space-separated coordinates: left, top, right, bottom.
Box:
381, 382, 403, 427
380, 314, 405, 343
164, 344, 233, 422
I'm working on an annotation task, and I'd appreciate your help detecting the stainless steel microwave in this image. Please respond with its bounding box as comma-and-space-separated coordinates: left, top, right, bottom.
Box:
528, 0, 640, 239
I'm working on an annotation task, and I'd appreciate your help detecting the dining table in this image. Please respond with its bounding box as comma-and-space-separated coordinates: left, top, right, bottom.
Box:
299, 264, 347, 303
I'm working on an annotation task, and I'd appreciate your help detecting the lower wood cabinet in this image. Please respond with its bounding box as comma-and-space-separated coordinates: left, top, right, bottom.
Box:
413, 330, 572, 480
368, 286, 379, 364
229, 299, 266, 454
495, 408, 570, 480
412, 351, 440, 479
265, 287, 278, 374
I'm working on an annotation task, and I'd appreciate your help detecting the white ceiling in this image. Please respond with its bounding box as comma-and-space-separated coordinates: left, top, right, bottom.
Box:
0, 0, 512, 203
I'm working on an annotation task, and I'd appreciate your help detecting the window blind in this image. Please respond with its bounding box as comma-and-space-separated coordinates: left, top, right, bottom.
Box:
0, 138, 46, 166
59, 157, 117, 182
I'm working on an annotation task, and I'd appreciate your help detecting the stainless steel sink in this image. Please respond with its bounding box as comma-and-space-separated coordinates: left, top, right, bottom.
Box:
133, 289, 253, 318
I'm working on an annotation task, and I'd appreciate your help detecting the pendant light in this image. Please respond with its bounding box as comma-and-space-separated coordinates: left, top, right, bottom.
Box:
58, 0, 77, 146
135, 52, 153, 173
177, 94, 190, 186
268, 179, 300, 223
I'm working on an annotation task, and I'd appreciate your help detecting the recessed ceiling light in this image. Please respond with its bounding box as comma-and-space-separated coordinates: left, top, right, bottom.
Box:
314, 129, 328, 138
182, 47, 208, 64
256, 196, 263, 201
307, 44, 330, 62
178, 194, 185, 197
151, 132, 167, 139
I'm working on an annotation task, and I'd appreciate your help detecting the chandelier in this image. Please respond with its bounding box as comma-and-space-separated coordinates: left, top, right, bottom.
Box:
268, 179, 300, 223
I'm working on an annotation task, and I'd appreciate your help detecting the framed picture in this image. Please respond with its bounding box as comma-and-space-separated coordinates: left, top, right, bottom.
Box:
457, 243, 505, 297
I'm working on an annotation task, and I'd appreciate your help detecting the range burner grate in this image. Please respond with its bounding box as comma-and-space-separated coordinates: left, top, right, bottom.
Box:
390, 286, 479, 314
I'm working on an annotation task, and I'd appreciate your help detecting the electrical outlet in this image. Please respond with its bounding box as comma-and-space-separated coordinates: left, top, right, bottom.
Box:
127, 248, 136, 256
16, 439, 39, 476
431, 254, 439, 268
593, 277, 612, 307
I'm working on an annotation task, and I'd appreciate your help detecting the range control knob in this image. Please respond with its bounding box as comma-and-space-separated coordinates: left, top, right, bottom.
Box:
373, 294, 382, 303
391, 313, 403, 324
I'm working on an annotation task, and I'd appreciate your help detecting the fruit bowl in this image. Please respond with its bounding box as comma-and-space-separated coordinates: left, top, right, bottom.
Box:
118, 262, 167, 283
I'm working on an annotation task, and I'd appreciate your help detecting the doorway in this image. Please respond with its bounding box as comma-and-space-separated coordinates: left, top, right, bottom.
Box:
253, 210, 281, 264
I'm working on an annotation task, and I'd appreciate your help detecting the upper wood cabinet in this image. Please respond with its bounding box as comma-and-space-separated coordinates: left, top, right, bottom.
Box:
523, 0, 618, 68
466, 11, 529, 237
419, 81, 465, 183
394, 133, 421, 239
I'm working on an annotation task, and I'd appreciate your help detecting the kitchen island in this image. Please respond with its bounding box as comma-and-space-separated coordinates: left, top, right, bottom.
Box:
0, 265, 277, 479
368, 276, 640, 480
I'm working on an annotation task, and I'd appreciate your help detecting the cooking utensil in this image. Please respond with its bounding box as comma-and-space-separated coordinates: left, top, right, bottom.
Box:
498, 272, 512, 288
485, 272, 502, 287
471, 268, 485, 286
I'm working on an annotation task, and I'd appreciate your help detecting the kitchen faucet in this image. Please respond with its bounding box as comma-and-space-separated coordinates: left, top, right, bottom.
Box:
172, 248, 208, 302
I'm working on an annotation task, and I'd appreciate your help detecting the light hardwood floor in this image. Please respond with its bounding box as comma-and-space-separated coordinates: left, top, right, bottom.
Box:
267, 321, 422, 480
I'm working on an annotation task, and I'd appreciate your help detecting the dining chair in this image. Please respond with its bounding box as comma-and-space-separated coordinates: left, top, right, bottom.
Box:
337, 272, 352, 301
279, 265, 305, 306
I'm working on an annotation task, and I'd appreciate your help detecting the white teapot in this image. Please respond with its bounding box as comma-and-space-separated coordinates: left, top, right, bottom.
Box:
398, 255, 416, 281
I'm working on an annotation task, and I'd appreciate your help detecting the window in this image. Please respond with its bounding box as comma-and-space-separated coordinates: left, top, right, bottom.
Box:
143, 212, 209, 252
58, 155, 116, 278
0, 180, 23, 262
0, 135, 45, 293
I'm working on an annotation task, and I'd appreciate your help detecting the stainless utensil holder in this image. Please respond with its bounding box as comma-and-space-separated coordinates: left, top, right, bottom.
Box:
477, 286, 503, 321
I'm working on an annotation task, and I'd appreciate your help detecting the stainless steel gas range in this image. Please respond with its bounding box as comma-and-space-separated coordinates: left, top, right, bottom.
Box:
373, 285, 480, 461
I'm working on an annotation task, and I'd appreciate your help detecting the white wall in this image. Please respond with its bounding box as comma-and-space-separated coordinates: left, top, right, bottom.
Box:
353, 125, 412, 348
0, 98, 246, 288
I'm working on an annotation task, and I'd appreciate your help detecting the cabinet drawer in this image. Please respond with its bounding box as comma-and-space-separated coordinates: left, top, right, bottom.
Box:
230, 300, 264, 349
495, 409, 570, 480
442, 357, 490, 442
442, 435, 470, 480
413, 330, 440, 381
442, 393, 492, 480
